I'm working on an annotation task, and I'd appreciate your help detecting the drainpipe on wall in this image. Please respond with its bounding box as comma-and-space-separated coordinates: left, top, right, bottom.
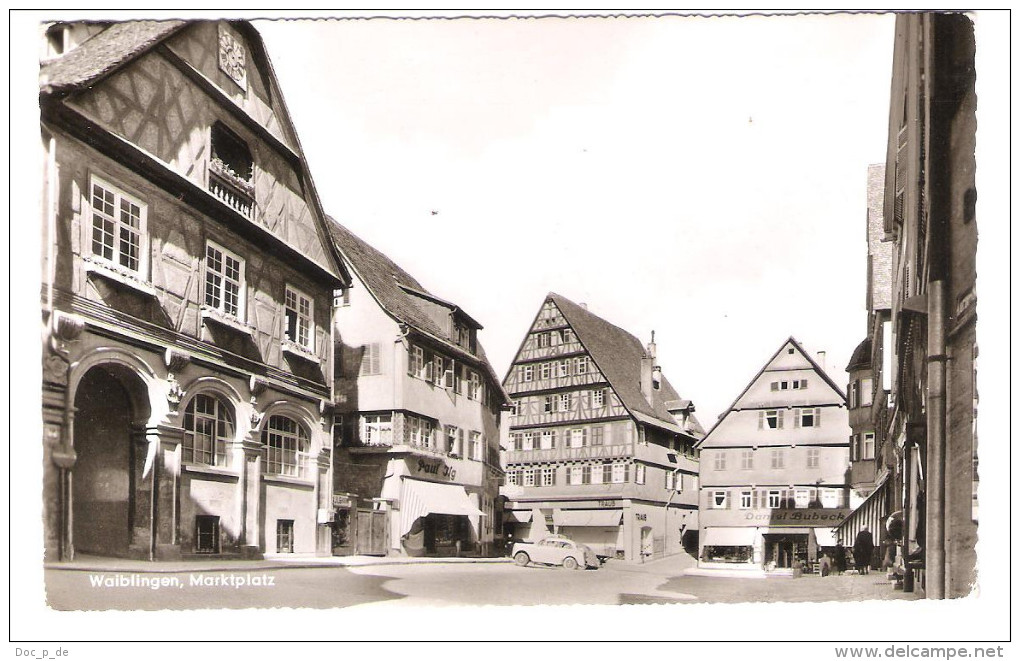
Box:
926, 280, 947, 599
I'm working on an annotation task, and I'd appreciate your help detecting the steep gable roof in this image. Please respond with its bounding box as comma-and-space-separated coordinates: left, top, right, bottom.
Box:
39, 19, 349, 286
39, 20, 187, 95
846, 337, 872, 371
547, 293, 702, 437
327, 217, 510, 405
699, 336, 847, 444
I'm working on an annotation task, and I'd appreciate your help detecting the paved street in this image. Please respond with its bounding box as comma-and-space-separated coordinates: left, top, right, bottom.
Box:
44, 554, 916, 610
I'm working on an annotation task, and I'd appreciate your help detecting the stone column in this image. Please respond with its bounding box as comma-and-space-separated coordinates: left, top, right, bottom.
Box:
238, 438, 264, 558
133, 423, 184, 560
315, 447, 332, 555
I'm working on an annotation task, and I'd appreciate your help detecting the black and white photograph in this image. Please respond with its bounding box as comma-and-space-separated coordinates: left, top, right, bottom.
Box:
10, 7, 1011, 651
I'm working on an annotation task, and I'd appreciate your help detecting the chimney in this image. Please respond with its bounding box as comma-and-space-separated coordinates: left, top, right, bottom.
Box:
816, 351, 827, 374
579, 302, 588, 311
641, 331, 660, 400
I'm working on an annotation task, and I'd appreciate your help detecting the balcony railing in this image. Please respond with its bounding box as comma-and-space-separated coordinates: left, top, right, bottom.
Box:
502, 443, 633, 465
208, 163, 254, 219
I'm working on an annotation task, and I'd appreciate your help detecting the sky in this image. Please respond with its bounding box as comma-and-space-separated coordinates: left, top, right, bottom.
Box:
255, 13, 896, 424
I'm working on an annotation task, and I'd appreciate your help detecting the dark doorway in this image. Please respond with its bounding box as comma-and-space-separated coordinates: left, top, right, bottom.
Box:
72, 367, 138, 557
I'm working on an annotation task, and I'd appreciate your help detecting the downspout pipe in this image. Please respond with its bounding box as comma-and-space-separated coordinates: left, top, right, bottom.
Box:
926, 280, 947, 598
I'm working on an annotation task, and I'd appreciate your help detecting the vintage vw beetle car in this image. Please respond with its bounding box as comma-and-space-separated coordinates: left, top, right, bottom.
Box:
511, 535, 600, 570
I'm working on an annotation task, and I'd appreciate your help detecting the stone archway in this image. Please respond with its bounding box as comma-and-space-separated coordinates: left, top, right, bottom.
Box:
72, 364, 151, 558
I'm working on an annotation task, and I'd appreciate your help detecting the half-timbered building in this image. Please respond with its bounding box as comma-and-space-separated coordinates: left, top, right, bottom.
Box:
697, 338, 851, 573
39, 20, 350, 561
327, 219, 510, 557
500, 294, 703, 562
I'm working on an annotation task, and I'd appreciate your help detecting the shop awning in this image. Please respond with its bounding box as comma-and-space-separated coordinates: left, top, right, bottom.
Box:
553, 509, 623, 527
814, 528, 838, 547
399, 479, 484, 536
504, 510, 533, 524
702, 527, 757, 547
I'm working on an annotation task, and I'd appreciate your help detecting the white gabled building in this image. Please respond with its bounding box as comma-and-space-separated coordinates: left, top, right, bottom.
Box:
697, 337, 851, 573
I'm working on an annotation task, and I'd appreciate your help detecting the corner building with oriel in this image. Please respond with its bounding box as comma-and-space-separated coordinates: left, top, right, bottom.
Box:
501, 294, 703, 562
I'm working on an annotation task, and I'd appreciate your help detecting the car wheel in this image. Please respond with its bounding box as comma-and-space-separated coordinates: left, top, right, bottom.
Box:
563, 556, 579, 570
514, 552, 530, 567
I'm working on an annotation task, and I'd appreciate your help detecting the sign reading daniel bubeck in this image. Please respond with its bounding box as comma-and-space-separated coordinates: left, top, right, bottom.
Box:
702, 508, 852, 527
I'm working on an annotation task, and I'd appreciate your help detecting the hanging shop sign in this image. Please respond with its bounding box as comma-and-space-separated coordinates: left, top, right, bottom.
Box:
407, 457, 457, 482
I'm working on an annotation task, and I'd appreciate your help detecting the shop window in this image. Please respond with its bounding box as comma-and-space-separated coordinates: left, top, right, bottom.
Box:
703, 545, 753, 564
88, 175, 147, 274
195, 516, 220, 554
264, 415, 310, 476
183, 393, 234, 466
276, 520, 294, 553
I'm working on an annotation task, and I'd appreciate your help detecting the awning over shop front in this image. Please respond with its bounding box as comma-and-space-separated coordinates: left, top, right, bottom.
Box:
399, 479, 484, 536
702, 527, 757, 547
553, 509, 623, 527
505, 510, 533, 524
813, 528, 838, 547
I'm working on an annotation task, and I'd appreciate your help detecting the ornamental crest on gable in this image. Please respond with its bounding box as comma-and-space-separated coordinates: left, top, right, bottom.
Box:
218, 24, 247, 91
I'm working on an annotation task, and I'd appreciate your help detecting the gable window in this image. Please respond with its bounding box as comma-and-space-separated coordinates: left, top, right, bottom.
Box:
540, 363, 552, 380
89, 175, 146, 274
807, 448, 821, 468
209, 122, 254, 218
741, 450, 754, 470
361, 414, 393, 447
183, 393, 234, 466
711, 491, 728, 509
522, 365, 534, 383
284, 285, 314, 351
759, 409, 784, 430
797, 408, 821, 428
559, 393, 572, 412
558, 360, 569, 378
563, 329, 574, 344
713, 451, 726, 471
591, 388, 605, 408
575, 357, 588, 374
263, 415, 309, 477
537, 333, 550, 349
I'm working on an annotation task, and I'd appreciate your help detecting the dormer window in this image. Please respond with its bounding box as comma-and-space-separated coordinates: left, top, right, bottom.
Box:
45, 24, 68, 57
209, 122, 254, 218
